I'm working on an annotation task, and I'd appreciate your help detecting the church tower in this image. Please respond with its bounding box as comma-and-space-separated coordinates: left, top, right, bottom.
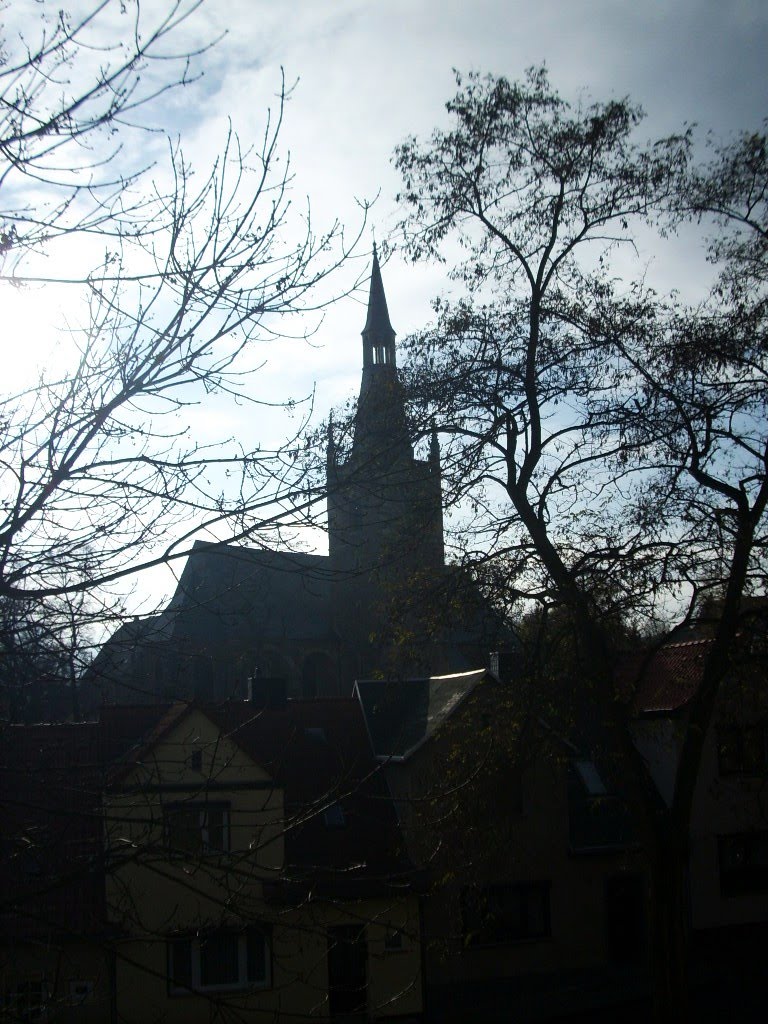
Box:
325, 249, 446, 678
327, 248, 444, 579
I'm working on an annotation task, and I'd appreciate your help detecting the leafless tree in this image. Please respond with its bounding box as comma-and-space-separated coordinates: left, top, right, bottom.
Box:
0, 0, 363, 693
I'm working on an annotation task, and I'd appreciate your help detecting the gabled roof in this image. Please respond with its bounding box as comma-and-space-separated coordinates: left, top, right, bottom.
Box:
355, 669, 489, 761
1, 697, 413, 942
105, 701, 192, 786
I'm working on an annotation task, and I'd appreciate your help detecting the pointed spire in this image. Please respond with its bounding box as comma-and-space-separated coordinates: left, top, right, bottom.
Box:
429, 419, 440, 468
326, 412, 336, 469
361, 244, 396, 368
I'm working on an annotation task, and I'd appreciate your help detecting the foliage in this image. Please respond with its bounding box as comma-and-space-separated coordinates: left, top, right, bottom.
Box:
393, 66, 768, 1022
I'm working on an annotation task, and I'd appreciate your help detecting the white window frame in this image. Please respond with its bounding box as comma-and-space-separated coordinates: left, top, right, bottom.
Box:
168, 929, 270, 995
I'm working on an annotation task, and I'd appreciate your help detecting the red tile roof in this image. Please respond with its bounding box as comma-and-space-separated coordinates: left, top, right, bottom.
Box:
622, 638, 712, 714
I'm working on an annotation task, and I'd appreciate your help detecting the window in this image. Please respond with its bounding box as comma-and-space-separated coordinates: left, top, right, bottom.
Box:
4, 981, 47, 1021
717, 724, 768, 776
168, 928, 270, 994
461, 882, 551, 946
164, 802, 229, 856
189, 749, 203, 773
568, 761, 633, 852
573, 759, 607, 796
384, 928, 404, 952
719, 832, 768, 896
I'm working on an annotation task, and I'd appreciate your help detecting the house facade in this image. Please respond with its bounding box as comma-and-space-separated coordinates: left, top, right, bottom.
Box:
356, 670, 650, 1022
1, 698, 423, 1023
629, 631, 768, 1017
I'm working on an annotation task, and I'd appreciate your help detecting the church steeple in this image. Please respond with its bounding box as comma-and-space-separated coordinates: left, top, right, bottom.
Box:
327, 249, 445, 577
352, 247, 410, 460
361, 243, 397, 369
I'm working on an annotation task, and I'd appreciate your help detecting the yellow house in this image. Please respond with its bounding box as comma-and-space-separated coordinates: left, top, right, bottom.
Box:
2, 698, 423, 1023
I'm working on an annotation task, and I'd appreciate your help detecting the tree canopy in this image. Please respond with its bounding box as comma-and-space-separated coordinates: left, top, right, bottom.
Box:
393, 66, 768, 1022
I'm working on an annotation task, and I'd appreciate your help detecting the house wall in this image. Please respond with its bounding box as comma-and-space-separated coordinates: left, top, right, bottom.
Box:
113, 896, 422, 1023
689, 716, 768, 930
106, 709, 283, 935
384, 682, 649, 1009
106, 708, 422, 1021
630, 716, 684, 809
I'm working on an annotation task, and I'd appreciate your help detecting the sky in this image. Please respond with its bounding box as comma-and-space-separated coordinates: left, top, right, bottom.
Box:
192, 0, 768, 410
3, 0, 768, 606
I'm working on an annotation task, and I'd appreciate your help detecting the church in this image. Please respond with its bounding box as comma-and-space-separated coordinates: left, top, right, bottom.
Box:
87, 251, 501, 706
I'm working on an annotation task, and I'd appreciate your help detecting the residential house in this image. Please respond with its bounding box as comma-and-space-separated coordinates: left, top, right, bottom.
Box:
630, 632, 768, 1016
355, 670, 649, 1022
1, 695, 423, 1022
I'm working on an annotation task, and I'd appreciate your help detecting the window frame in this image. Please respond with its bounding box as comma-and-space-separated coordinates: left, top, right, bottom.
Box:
163, 800, 231, 857
167, 927, 271, 995
3, 979, 48, 1021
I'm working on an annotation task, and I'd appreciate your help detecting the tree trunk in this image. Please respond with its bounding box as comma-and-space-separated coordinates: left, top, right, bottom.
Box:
651, 817, 690, 1024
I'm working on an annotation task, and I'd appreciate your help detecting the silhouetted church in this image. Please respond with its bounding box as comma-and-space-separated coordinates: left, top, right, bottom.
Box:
88, 252, 499, 705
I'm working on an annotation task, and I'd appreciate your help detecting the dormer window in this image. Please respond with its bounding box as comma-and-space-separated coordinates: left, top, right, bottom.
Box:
189, 750, 203, 773
568, 759, 633, 852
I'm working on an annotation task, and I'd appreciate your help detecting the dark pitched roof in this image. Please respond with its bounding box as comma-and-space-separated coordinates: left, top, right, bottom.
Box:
168, 542, 336, 644
355, 670, 488, 760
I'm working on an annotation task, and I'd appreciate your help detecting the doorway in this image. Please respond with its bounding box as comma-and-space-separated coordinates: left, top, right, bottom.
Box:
327, 924, 368, 1019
